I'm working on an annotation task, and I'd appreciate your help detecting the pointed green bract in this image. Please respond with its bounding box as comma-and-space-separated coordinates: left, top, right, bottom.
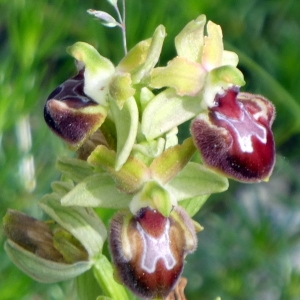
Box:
61, 174, 132, 208
165, 162, 229, 201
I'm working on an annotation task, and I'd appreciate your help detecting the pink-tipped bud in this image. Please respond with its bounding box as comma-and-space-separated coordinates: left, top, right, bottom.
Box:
191, 86, 275, 182
109, 206, 197, 299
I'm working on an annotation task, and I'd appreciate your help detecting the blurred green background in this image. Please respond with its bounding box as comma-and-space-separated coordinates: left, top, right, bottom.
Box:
1, 0, 300, 299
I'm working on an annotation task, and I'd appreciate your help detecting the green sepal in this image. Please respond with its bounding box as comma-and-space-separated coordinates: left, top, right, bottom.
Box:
93, 254, 130, 300
110, 96, 139, 170
165, 162, 229, 201
88, 145, 151, 194
130, 181, 174, 217
130, 25, 166, 84
61, 174, 131, 208
39, 194, 107, 258
142, 88, 202, 140
175, 14, 206, 63
109, 72, 136, 109
56, 156, 95, 183
150, 56, 206, 96
150, 137, 196, 184
179, 195, 209, 217
4, 239, 91, 283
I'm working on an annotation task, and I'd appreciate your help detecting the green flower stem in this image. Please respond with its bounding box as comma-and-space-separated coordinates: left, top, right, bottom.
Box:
93, 254, 130, 300
76, 269, 102, 300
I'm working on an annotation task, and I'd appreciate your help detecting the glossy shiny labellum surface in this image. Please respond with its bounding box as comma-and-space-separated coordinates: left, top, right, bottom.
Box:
44, 71, 106, 149
191, 86, 275, 182
109, 207, 197, 299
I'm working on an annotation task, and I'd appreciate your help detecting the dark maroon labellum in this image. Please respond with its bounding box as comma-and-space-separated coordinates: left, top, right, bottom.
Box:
109, 207, 197, 299
44, 71, 106, 149
191, 86, 275, 182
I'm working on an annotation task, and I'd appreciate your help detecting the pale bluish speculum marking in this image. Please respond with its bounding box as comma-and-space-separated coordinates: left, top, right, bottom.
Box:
215, 102, 267, 153
136, 220, 176, 273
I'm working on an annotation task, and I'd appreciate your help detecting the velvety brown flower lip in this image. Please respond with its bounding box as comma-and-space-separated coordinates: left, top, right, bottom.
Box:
109, 207, 197, 299
191, 86, 275, 182
44, 71, 104, 147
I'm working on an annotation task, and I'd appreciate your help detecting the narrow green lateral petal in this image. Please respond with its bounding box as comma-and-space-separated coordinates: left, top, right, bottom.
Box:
61, 174, 131, 208
165, 162, 229, 201
131, 25, 166, 84
109, 72, 136, 109
39, 194, 107, 258
150, 56, 206, 96
179, 195, 209, 217
142, 88, 202, 140
110, 96, 139, 170
56, 156, 95, 183
88, 145, 150, 194
5, 240, 91, 283
175, 14, 206, 63
150, 137, 196, 184
117, 38, 152, 73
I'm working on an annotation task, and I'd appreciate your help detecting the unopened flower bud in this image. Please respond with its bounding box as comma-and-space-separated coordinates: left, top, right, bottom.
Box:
3, 209, 91, 283
191, 86, 275, 182
109, 206, 197, 299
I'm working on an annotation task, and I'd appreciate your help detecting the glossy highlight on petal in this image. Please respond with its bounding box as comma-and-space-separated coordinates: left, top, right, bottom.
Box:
44, 72, 107, 149
191, 86, 275, 182
109, 207, 197, 299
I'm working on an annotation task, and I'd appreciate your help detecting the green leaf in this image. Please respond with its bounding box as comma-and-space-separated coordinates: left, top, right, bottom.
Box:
179, 195, 209, 217
150, 137, 196, 184
93, 254, 130, 300
56, 156, 95, 183
165, 162, 229, 201
142, 88, 202, 140
4, 240, 91, 283
88, 145, 150, 193
61, 174, 131, 208
110, 96, 139, 170
39, 194, 107, 258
